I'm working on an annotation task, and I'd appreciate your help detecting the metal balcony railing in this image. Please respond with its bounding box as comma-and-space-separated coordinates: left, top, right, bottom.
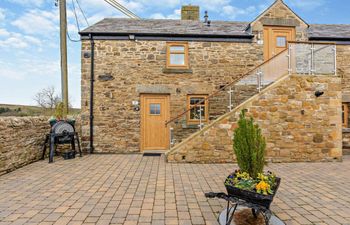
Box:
166, 42, 337, 145
289, 41, 337, 75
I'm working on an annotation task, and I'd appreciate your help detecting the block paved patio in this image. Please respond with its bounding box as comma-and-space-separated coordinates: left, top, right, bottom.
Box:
0, 155, 349, 225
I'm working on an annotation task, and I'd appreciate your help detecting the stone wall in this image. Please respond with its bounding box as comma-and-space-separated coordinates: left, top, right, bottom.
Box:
0, 117, 49, 175
81, 40, 263, 153
337, 45, 350, 101
251, 0, 308, 41
0, 117, 82, 175
167, 75, 342, 163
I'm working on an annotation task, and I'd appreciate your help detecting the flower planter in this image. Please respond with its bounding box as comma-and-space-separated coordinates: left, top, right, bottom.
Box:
225, 174, 281, 209
49, 119, 75, 127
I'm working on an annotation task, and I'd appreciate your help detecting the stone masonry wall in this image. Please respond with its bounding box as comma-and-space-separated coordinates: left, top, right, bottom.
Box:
337, 45, 350, 151
81, 40, 263, 153
0, 117, 82, 175
167, 75, 342, 163
0, 117, 49, 175
251, 0, 308, 41
338, 45, 350, 96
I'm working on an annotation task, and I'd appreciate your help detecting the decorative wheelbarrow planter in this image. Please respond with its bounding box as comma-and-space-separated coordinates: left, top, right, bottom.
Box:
205, 173, 282, 225
206, 110, 283, 225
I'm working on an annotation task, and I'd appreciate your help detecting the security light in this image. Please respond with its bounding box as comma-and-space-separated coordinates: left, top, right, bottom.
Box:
315, 90, 324, 97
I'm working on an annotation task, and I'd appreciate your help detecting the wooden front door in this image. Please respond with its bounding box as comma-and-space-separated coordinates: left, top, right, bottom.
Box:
263, 26, 295, 60
141, 94, 170, 151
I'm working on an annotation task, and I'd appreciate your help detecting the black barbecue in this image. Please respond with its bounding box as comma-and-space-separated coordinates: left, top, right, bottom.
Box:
42, 120, 82, 163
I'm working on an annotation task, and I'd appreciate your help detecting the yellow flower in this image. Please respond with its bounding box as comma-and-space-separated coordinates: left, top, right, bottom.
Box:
256, 181, 270, 194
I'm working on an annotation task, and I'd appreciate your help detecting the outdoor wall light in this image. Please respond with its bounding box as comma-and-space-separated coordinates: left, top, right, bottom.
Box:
132, 101, 140, 111
84, 52, 91, 58
315, 90, 324, 98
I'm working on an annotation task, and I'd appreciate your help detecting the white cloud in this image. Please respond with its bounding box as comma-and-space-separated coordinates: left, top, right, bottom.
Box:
0, 28, 10, 37
12, 9, 58, 35
0, 35, 29, 49
0, 59, 60, 80
288, 0, 326, 10
138, 0, 179, 8
0, 32, 42, 49
150, 9, 180, 19
23, 35, 42, 46
6, 0, 45, 7
187, 0, 230, 12
0, 8, 6, 23
222, 5, 257, 19
80, 0, 179, 23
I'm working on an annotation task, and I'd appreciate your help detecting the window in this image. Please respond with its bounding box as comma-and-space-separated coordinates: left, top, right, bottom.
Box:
150, 104, 161, 115
276, 36, 287, 47
166, 42, 189, 69
187, 95, 208, 124
343, 103, 348, 128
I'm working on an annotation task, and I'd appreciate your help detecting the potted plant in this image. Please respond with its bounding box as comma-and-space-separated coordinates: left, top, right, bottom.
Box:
224, 110, 281, 209
48, 102, 75, 127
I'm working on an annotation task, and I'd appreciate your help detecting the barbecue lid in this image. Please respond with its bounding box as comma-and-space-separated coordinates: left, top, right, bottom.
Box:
51, 121, 75, 134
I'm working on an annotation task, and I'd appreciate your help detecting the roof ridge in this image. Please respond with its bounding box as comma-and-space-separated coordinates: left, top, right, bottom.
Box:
102, 17, 249, 23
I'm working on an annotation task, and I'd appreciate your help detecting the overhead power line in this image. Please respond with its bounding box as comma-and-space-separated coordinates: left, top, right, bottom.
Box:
67, 0, 81, 42
67, 32, 80, 42
71, 0, 80, 32
104, 0, 141, 19
75, 0, 89, 26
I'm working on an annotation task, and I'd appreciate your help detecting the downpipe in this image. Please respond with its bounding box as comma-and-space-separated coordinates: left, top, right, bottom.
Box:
89, 34, 95, 154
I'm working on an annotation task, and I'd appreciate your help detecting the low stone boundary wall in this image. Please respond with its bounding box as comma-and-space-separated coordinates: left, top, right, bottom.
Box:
0, 116, 81, 175
0, 117, 49, 175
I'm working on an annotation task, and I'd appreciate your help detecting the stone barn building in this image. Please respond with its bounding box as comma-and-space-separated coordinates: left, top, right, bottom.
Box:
79, 0, 350, 163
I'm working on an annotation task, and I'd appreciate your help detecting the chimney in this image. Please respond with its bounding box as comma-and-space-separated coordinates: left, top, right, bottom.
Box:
181, 5, 200, 20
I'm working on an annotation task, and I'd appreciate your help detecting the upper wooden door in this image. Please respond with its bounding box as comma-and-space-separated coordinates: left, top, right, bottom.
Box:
263, 26, 295, 60
141, 94, 170, 151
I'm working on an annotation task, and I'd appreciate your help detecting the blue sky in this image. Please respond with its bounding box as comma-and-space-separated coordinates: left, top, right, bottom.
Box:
0, 0, 349, 108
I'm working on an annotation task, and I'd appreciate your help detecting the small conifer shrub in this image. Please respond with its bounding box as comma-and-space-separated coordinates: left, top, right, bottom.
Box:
233, 110, 266, 178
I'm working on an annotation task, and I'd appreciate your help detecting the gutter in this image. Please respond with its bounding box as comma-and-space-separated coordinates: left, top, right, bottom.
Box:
79, 32, 254, 41
89, 34, 95, 154
309, 36, 350, 44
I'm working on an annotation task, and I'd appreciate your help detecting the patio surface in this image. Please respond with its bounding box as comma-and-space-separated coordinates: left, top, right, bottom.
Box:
0, 155, 349, 225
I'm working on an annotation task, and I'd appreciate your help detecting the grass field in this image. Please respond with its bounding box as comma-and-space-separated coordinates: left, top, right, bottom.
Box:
0, 104, 80, 117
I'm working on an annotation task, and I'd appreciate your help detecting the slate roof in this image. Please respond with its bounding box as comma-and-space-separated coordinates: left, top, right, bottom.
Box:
80, 18, 251, 37
80, 18, 350, 41
308, 24, 350, 39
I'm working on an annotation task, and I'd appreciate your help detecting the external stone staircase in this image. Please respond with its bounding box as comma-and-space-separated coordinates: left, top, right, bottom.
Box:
166, 42, 343, 163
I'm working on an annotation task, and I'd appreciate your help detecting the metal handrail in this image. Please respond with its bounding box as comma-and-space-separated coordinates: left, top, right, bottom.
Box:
288, 41, 337, 45
166, 42, 337, 126
165, 48, 289, 126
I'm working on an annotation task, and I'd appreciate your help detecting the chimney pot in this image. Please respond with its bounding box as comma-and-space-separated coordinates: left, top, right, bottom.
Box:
204, 11, 208, 23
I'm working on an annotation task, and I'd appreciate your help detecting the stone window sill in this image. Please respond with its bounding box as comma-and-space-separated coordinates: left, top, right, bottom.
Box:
162, 68, 193, 74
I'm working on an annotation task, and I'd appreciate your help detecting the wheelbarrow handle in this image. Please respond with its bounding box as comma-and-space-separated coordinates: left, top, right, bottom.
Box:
205, 192, 228, 199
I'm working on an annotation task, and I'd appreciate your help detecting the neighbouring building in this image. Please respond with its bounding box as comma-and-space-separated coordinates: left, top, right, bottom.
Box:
79, 0, 350, 162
